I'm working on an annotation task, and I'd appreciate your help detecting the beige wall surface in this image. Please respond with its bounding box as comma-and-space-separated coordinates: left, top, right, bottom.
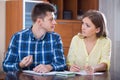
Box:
0, 1, 6, 71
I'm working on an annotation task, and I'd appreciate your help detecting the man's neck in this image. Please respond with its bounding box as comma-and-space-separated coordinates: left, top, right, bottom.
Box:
32, 24, 46, 39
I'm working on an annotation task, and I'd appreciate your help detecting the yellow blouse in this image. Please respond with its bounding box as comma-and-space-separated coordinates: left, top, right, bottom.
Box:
67, 34, 112, 70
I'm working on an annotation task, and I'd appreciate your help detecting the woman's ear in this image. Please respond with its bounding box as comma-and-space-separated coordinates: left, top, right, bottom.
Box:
96, 27, 100, 33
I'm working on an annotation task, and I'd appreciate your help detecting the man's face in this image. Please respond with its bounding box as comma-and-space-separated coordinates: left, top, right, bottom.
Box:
40, 12, 57, 32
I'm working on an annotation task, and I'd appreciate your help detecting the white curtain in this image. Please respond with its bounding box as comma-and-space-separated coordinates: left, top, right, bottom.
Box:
99, 0, 120, 74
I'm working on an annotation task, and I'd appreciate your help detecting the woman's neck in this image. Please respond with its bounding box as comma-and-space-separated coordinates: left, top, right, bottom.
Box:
84, 36, 98, 43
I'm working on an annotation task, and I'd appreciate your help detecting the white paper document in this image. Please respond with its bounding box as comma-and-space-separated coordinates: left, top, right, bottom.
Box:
23, 70, 103, 76
75, 70, 104, 75
23, 70, 56, 76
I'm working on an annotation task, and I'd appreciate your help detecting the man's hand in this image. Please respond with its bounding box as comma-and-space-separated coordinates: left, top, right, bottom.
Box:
33, 64, 53, 73
19, 55, 33, 68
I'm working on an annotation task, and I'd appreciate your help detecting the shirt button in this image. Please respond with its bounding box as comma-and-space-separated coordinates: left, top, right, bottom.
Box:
86, 57, 89, 62
86, 57, 89, 65
86, 63, 88, 66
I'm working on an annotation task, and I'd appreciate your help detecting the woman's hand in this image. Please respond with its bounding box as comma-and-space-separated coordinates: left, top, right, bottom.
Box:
84, 65, 94, 75
84, 63, 107, 75
69, 65, 81, 72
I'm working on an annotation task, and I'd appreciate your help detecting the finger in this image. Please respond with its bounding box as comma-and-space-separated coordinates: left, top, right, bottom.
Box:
21, 57, 28, 65
73, 65, 80, 71
70, 65, 80, 72
20, 56, 31, 68
33, 65, 42, 72
27, 56, 33, 65
74, 65, 80, 69
85, 66, 94, 75
24, 56, 33, 66
38, 65, 46, 73
74, 68, 80, 72
28, 55, 33, 60
33, 67, 40, 73
29, 56, 33, 64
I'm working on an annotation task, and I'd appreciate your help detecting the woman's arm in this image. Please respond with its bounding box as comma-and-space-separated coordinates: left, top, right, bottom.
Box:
84, 63, 107, 75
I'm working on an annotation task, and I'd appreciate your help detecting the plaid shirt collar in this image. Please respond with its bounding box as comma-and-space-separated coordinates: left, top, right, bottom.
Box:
29, 27, 46, 41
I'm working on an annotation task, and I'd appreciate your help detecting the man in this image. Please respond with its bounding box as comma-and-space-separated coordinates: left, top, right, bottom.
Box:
3, 2, 66, 73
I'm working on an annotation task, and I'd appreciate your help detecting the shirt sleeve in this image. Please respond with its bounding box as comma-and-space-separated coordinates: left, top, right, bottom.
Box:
2, 34, 21, 72
100, 38, 112, 70
67, 36, 78, 66
51, 35, 66, 71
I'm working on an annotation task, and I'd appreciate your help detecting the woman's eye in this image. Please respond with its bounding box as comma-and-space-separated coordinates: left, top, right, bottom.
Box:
86, 24, 90, 27
82, 21, 90, 28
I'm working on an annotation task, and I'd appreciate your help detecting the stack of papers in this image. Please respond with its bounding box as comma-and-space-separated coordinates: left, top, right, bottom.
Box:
23, 70, 56, 76
23, 70, 103, 77
55, 71, 75, 77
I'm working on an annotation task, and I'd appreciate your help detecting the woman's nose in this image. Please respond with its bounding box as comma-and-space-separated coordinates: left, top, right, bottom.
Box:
82, 24, 85, 30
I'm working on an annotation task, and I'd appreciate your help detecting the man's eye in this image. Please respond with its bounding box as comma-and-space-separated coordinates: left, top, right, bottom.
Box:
81, 21, 84, 24
50, 19, 53, 21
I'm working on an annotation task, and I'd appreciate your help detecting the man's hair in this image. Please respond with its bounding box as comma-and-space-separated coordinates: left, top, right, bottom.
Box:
31, 2, 55, 22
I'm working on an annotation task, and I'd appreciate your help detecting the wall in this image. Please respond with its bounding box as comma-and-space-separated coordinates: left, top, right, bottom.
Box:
0, 1, 6, 71
99, 0, 120, 77
114, 0, 120, 74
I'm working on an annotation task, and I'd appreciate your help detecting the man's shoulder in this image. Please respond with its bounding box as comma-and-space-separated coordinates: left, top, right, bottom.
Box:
14, 28, 30, 36
48, 32, 61, 37
45, 32, 62, 41
17, 28, 30, 34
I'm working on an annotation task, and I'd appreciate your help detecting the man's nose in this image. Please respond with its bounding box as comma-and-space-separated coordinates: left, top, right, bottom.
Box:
53, 19, 57, 24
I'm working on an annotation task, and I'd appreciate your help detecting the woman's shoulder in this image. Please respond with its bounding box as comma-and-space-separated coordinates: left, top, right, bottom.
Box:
70, 33, 84, 43
99, 37, 111, 41
99, 37, 111, 44
73, 33, 84, 39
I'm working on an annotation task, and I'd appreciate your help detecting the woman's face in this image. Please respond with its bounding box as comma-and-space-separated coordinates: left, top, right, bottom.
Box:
81, 17, 100, 38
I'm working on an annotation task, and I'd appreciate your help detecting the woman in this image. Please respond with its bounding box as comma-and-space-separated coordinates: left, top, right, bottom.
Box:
67, 10, 111, 74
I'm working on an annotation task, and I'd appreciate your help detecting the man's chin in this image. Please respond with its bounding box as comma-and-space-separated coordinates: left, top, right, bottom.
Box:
48, 30, 54, 33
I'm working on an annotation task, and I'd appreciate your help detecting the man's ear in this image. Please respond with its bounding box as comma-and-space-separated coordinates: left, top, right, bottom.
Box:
36, 18, 42, 25
96, 27, 100, 33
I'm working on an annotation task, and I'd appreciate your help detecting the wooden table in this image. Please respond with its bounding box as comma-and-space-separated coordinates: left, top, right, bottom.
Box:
0, 71, 119, 80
